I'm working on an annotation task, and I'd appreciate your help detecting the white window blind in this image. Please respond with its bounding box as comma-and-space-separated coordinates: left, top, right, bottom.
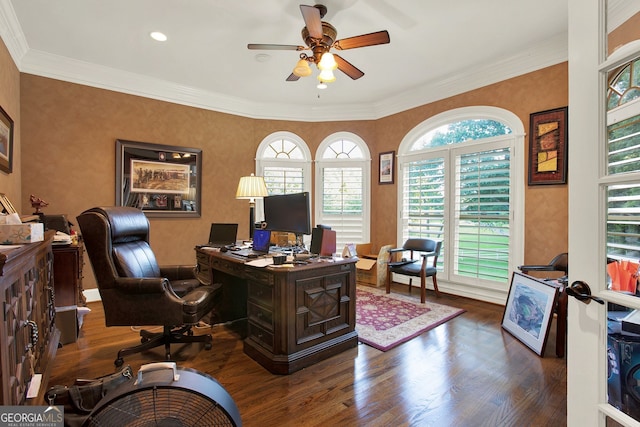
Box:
263, 166, 304, 195
321, 166, 364, 246
453, 146, 511, 282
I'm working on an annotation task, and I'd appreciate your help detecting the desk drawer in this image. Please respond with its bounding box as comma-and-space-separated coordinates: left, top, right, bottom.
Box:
248, 322, 274, 351
209, 256, 245, 277
248, 281, 273, 308
244, 268, 272, 285
248, 302, 273, 331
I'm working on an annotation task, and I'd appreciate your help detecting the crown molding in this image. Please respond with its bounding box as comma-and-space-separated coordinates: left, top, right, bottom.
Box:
0, 0, 28, 65
2, 2, 567, 122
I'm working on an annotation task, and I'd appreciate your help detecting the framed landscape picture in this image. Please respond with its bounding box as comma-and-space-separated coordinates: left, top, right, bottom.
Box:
116, 139, 202, 218
502, 272, 559, 356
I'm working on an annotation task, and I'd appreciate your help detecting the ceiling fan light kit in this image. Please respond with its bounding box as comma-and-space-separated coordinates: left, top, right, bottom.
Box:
293, 57, 312, 77
248, 4, 390, 88
318, 69, 336, 83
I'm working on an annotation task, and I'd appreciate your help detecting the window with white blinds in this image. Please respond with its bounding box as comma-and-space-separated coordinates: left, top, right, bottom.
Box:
454, 144, 511, 282
256, 132, 312, 222
263, 167, 304, 195
321, 166, 364, 245
401, 156, 446, 246
399, 109, 521, 291
606, 57, 640, 263
315, 134, 371, 248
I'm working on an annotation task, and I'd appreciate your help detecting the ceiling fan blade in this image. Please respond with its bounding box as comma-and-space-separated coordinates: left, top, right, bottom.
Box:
334, 54, 364, 80
247, 44, 305, 51
286, 73, 301, 82
300, 5, 323, 39
333, 30, 390, 50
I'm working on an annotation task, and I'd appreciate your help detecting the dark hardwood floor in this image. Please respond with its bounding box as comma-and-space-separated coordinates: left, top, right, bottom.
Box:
48, 284, 567, 427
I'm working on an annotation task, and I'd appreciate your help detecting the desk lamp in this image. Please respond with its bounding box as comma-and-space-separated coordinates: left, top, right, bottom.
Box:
235, 173, 268, 239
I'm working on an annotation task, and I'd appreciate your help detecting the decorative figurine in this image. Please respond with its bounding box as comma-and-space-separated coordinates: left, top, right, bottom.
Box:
30, 194, 49, 214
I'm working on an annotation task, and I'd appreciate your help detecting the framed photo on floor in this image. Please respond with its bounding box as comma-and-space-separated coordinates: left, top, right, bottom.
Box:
502, 271, 559, 356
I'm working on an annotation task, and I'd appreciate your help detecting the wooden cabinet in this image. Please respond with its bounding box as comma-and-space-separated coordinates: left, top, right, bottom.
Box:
0, 232, 59, 405
196, 248, 358, 374
52, 240, 85, 307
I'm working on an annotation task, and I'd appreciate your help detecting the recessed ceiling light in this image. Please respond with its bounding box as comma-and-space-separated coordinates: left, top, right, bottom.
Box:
254, 54, 271, 62
150, 32, 167, 42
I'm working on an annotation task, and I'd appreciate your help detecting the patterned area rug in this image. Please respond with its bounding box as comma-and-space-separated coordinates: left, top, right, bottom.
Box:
356, 285, 465, 351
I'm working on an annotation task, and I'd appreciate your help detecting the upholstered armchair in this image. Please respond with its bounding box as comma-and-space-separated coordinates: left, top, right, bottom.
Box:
386, 238, 442, 303
77, 206, 221, 367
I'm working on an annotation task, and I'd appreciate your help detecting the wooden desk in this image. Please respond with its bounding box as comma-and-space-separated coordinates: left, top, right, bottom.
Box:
196, 248, 358, 374
52, 239, 85, 307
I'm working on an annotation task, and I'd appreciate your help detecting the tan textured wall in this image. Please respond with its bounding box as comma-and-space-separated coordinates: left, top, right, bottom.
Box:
20, 63, 568, 290
0, 39, 22, 205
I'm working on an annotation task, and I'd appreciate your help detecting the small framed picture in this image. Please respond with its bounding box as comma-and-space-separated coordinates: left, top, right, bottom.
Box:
379, 151, 395, 184
528, 106, 568, 185
502, 271, 559, 356
342, 243, 357, 258
0, 105, 14, 174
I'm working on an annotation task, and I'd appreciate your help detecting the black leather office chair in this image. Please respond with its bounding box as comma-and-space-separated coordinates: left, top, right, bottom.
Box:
77, 206, 221, 367
386, 238, 442, 303
518, 252, 568, 276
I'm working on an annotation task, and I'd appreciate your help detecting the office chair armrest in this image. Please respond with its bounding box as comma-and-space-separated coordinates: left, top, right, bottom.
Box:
115, 277, 171, 294
388, 259, 418, 268
388, 248, 405, 254
419, 251, 437, 258
160, 265, 197, 281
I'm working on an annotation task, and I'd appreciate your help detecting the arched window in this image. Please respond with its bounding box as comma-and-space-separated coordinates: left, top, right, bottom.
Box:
256, 131, 312, 221
606, 57, 640, 261
398, 106, 525, 297
315, 132, 371, 248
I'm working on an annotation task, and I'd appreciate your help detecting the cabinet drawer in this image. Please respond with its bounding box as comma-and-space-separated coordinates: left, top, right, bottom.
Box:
244, 268, 272, 285
248, 281, 273, 308
248, 301, 273, 331
248, 323, 274, 351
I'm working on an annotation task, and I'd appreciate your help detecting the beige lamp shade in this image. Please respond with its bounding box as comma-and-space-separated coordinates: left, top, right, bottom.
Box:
236, 173, 268, 200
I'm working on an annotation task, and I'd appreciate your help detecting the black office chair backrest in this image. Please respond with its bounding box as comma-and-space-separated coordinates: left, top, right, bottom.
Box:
403, 238, 440, 254
550, 252, 568, 274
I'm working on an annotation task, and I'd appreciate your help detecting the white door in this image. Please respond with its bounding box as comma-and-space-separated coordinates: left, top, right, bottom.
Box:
567, 1, 640, 425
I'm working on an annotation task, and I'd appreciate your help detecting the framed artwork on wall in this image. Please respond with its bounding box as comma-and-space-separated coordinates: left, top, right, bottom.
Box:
116, 139, 202, 218
0, 105, 14, 174
502, 272, 559, 356
379, 151, 395, 184
528, 106, 568, 185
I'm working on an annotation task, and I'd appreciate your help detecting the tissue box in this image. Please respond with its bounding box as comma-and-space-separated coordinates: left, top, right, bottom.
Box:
0, 223, 44, 244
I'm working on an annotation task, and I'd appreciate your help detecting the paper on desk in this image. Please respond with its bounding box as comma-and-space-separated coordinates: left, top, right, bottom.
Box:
245, 258, 273, 267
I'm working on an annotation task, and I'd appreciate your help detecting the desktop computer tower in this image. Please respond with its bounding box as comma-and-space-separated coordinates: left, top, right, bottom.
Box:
310, 227, 336, 257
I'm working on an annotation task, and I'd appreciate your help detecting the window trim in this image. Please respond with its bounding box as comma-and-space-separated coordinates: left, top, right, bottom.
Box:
314, 132, 372, 245
255, 131, 313, 221
397, 106, 526, 303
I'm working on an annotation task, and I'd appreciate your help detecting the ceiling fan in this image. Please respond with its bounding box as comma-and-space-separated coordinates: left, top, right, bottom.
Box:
247, 4, 390, 85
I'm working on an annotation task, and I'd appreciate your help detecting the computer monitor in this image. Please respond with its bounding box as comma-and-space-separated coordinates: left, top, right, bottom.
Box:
263, 192, 311, 237
208, 223, 238, 247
